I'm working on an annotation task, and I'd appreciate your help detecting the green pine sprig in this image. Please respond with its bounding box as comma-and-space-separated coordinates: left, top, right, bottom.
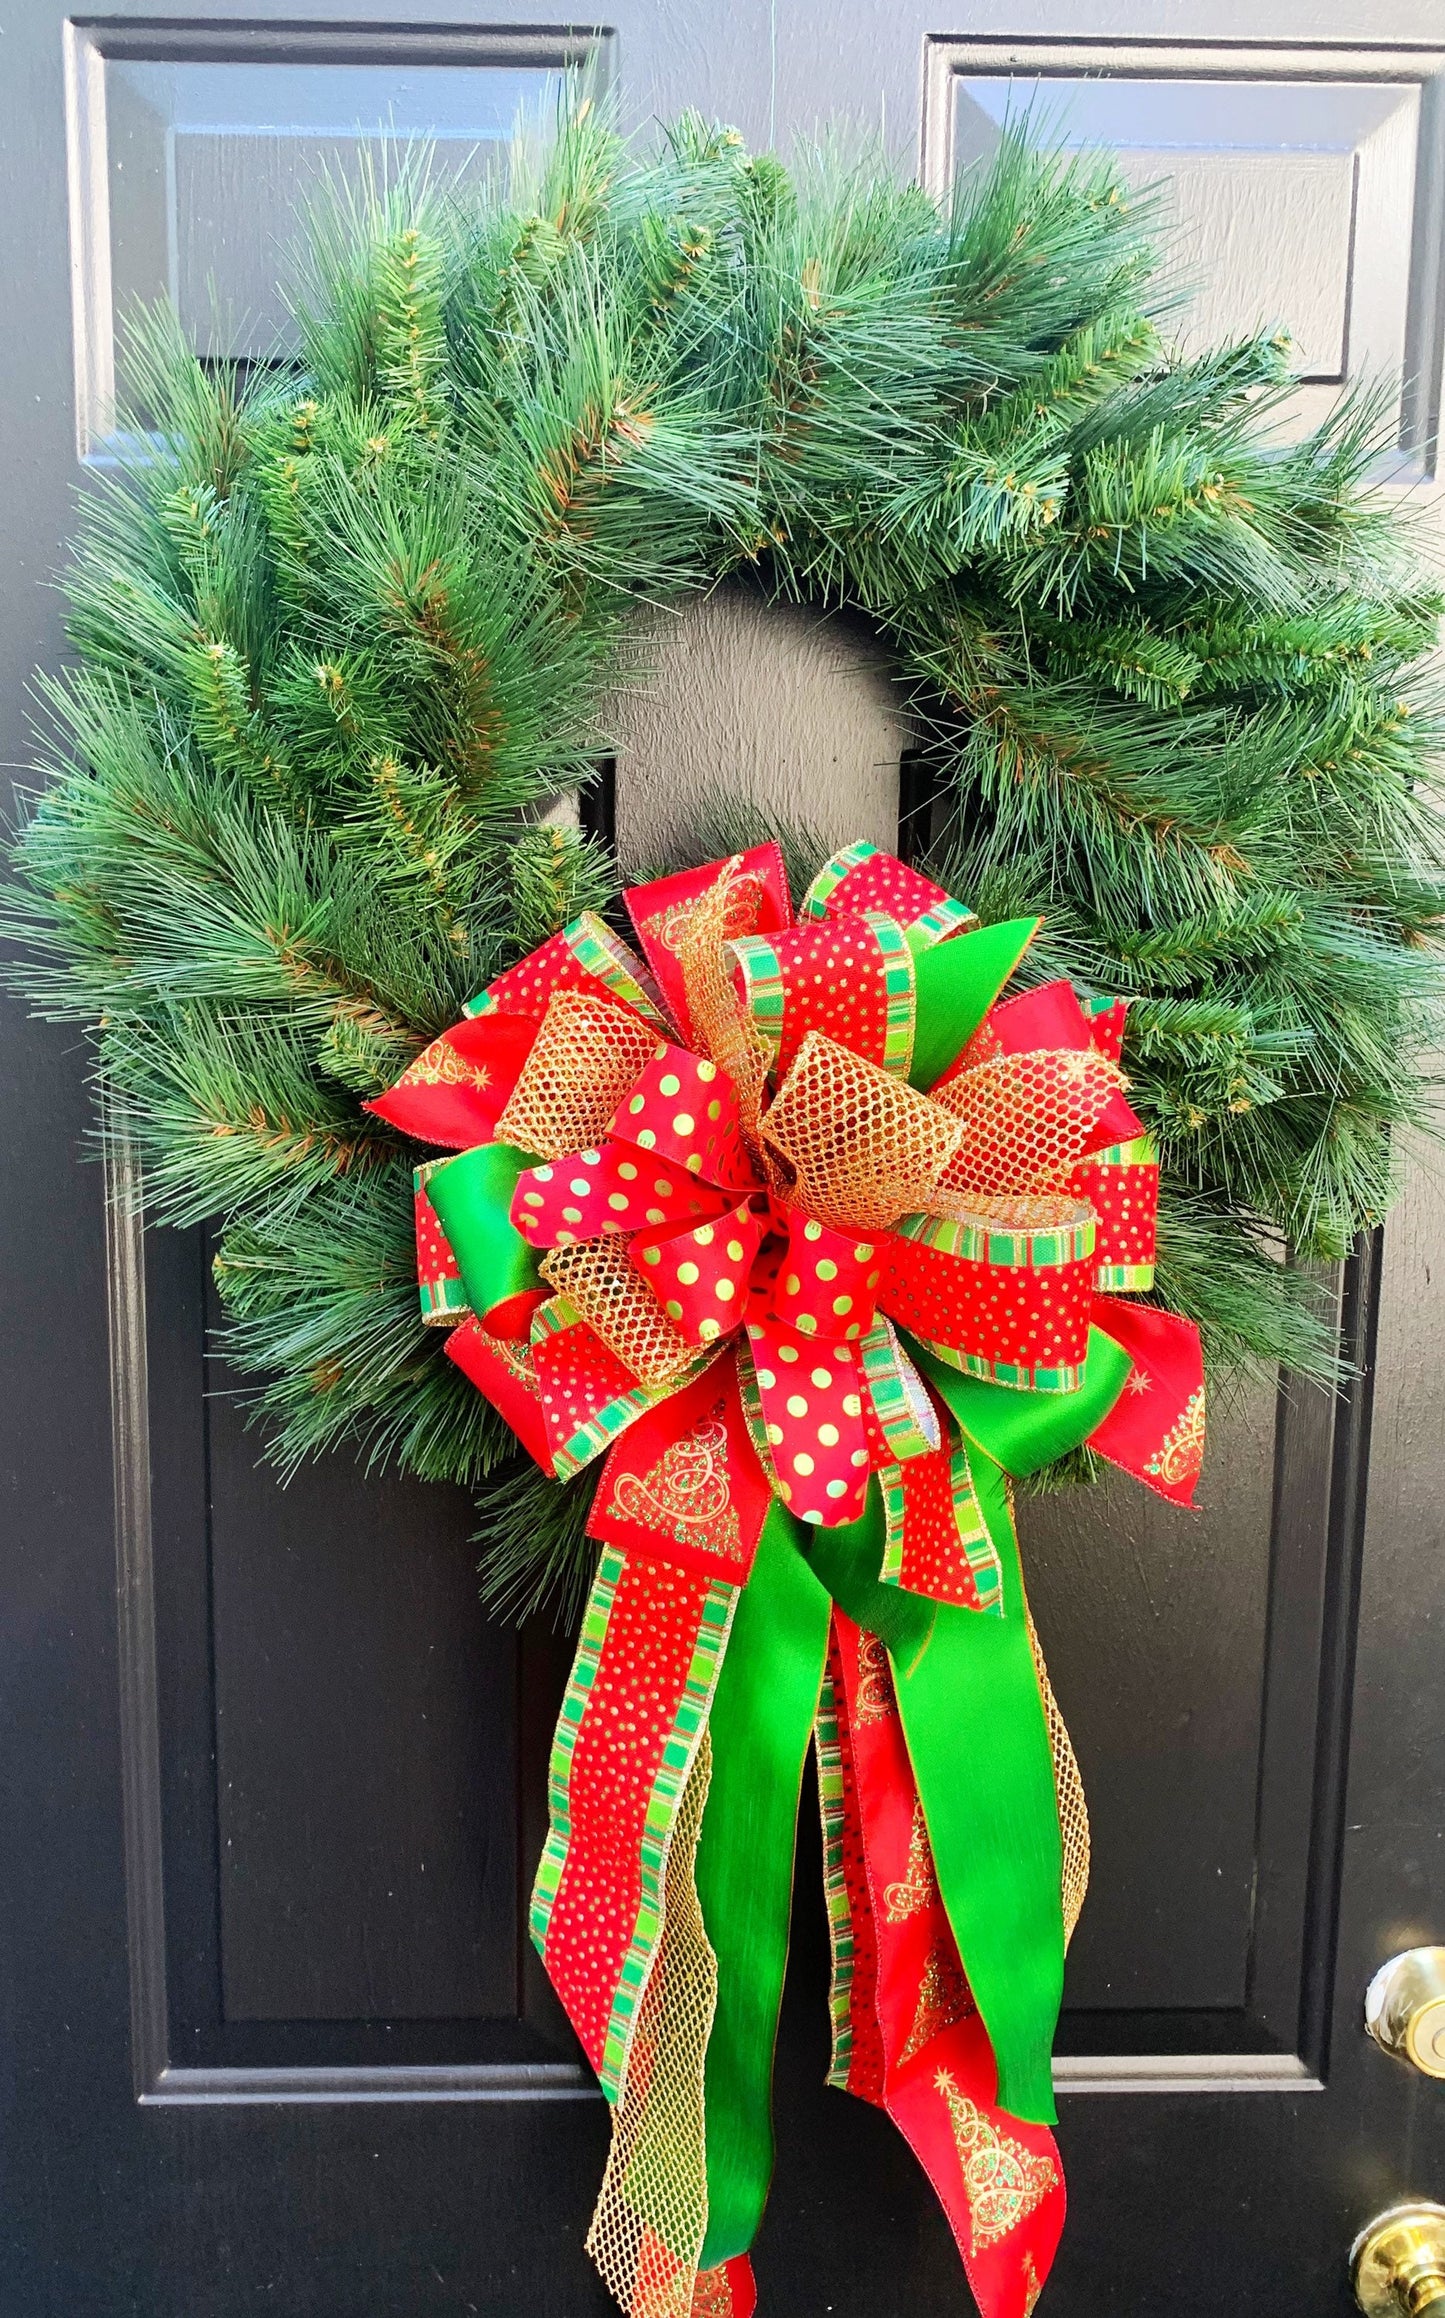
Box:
5, 95, 1442, 1621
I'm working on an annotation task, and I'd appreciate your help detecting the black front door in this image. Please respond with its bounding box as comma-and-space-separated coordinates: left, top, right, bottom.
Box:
4, 8, 1445, 2316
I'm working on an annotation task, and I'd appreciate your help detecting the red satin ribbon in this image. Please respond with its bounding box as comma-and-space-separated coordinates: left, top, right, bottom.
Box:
367, 842, 1210, 2318
825, 1610, 1066, 2317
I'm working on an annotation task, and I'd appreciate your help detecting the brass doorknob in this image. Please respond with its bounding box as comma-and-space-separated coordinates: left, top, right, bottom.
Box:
1367, 1950, 1445, 2078
1353, 2204, 1445, 2317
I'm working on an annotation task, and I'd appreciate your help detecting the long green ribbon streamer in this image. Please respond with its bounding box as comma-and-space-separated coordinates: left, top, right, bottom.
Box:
893, 1453, 1065, 2125
425, 1141, 541, 1319
694, 1466, 1066, 2277
804, 1472, 1064, 2122
797, 1488, 934, 1671
694, 1504, 832, 2267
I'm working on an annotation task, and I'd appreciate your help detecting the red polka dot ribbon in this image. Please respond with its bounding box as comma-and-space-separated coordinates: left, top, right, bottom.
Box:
372, 843, 1205, 1543
367, 843, 1208, 2318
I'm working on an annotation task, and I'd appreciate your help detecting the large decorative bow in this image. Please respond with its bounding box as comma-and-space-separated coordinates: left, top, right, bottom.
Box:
370, 842, 1204, 2318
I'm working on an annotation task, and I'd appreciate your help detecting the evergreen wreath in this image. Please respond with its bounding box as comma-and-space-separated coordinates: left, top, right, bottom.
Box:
7, 105, 1443, 1618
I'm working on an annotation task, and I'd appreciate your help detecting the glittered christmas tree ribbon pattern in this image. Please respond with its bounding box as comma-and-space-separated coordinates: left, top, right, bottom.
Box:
369, 842, 1206, 2318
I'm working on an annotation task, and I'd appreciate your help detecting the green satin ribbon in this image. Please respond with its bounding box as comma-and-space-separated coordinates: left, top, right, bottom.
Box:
912, 1324, 1132, 1476
695, 1504, 833, 2267
797, 1489, 934, 1671
694, 1463, 1070, 2268
425, 1141, 541, 1319
909, 916, 1038, 1088
893, 1454, 1064, 2124
801, 1473, 1064, 2122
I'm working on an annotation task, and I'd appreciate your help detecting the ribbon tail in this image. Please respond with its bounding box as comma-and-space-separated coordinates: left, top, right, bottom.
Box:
530, 1544, 738, 2100
586, 1731, 725, 2318
689, 2258, 757, 2315
793, 1481, 937, 1671
793, 1478, 1060, 2119
694, 1505, 834, 2269
1086, 1297, 1206, 1504
822, 1613, 1065, 2318
893, 1454, 1066, 2128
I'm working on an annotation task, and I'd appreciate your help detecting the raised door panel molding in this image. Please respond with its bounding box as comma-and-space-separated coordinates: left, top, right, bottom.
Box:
921, 41, 1445, 478
63, 19, 606, 457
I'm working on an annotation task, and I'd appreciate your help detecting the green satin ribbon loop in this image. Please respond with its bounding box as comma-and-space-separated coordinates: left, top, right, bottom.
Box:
909, 916, 1039, 1088
425, 1142, 542, 1320
893, 1453, 1065, 2126
912, 1324, 1131, 1475
695, 1505, 832, 2267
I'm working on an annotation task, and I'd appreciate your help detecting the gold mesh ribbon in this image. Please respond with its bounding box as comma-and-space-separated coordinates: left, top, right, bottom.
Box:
1024, 1608, 1090, 1946
931, 1047, 1126, 1198
676, 860, 772, 1153
587, 1735, 717, 2318
497, 989, 662, 1162
761, 1031, 963, 1230
540, 1234, 698, 1389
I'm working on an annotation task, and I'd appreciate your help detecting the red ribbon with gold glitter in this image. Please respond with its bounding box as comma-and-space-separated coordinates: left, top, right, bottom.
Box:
369, 842, 1205, 2318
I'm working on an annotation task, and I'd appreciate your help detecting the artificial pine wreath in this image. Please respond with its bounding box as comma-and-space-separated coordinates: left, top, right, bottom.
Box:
8, 100, 1445, 2318
7, 101, 1443, 1629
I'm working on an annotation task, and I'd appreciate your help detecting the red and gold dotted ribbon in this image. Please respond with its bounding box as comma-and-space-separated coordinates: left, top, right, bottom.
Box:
367, 843, 1207, 2318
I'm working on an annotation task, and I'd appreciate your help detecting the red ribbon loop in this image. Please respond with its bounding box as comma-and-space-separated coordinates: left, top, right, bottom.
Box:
770, 1212, 885, 1344
629, 1201, 766, 1349
607, 1040, 755, 1188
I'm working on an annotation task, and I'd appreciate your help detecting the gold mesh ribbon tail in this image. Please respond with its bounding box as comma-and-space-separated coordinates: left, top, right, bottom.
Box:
587, 1735, 718, 2318
1028, 1611, 1090, 1944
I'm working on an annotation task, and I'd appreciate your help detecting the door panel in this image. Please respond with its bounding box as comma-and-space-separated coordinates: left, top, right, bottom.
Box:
130, 1192, 581, 2084
938, 55, 1431, 448
3, 6, 1444, 2316
67, 21, 595, 455
204, 1262, 517, 2035
1035, 1386, 1285, 2019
